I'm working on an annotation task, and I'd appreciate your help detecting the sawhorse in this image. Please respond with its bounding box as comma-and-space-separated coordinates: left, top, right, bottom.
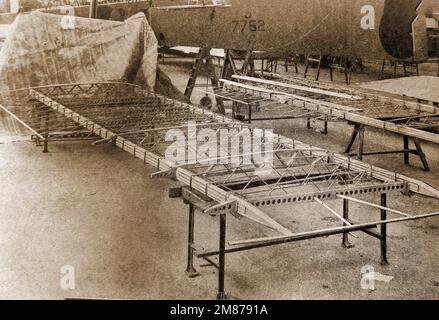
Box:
344, 124, 430, 171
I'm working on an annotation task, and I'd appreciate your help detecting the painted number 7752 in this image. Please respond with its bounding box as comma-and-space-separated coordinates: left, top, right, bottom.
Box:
232, 15, 266, 33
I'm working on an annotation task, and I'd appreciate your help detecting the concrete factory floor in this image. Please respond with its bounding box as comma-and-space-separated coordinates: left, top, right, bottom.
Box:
1, 60, 439, 299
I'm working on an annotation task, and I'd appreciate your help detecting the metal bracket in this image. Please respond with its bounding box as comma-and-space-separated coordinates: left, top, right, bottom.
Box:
150, 167, 177, 179
181, 187, 213, 210
203, 200, 239, 218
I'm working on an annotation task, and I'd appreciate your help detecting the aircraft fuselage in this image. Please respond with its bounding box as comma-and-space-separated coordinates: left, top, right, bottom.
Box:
149, 0, 439, 61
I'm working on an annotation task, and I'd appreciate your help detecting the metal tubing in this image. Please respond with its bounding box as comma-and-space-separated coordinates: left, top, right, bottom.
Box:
342, 199, 354, 248
198, 211, 439, 258
413, 138, 430, 172
348, 150, 416, 157
403, 135, 410, 165
248, 104, 252, 124
357, 125, 365, 161
217, 213, 227, 300
322, 120, 328, 134
186, 204, 199, 277
380, 193, 389, 265
42, 139, 49, 153
314, 198, 351, 226
344, 125, 359, 154
43, 109, 50, 153
336, 195, 412, 217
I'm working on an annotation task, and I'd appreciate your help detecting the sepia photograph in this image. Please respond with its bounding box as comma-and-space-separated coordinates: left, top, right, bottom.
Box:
0, 0, 438, 306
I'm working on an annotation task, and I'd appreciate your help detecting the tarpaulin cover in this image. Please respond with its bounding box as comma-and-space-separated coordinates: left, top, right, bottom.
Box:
0, 10, 158, 91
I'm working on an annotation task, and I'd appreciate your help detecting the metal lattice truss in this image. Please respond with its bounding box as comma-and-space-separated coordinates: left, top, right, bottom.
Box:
219, 75, 439, 143
0, 90, 92, 141
13, 82, 437, 240
202, 85, 323, 123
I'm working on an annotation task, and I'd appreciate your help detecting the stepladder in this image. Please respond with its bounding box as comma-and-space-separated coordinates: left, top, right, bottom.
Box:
184, 47, 225, 114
